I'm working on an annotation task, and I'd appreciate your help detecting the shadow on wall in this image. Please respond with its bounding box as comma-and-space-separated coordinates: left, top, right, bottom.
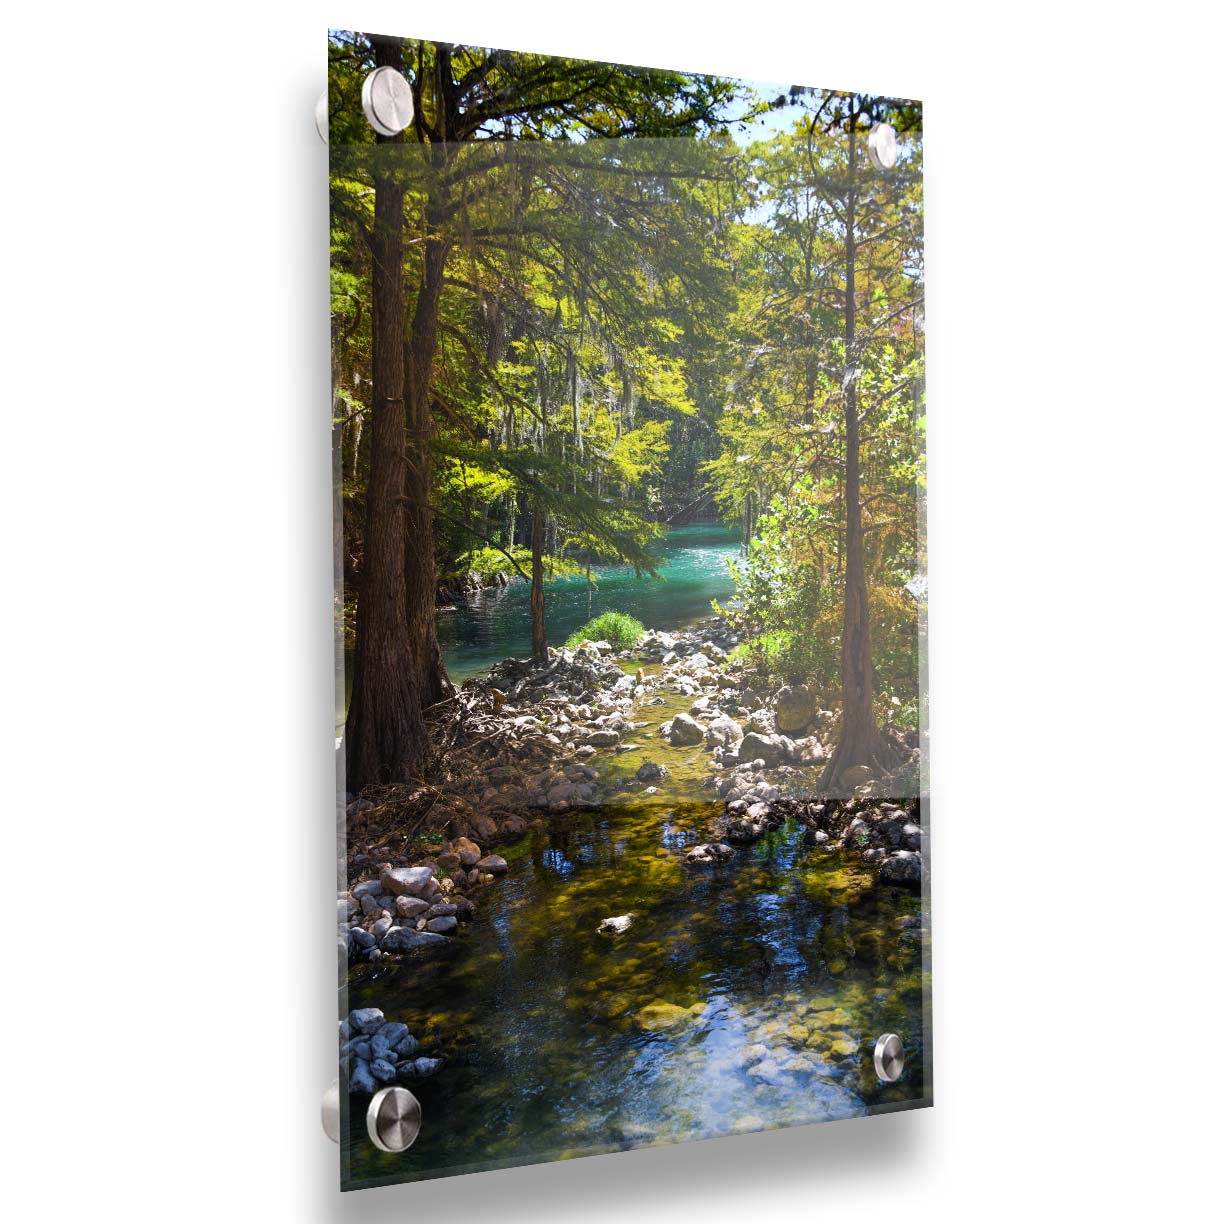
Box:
314, 1103, 929, 1224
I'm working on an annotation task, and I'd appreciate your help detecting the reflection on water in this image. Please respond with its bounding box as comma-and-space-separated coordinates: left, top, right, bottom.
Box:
438, 524, 742, 682
342, 799, 930, 1189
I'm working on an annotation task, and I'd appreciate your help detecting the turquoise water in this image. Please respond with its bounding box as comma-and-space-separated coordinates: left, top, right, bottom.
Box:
438, 524, 742, 682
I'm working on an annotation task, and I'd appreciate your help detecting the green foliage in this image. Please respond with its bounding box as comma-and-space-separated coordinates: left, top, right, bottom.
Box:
565, 612, 645, 650
699, 108, 925, 726
328, 33, 925, 733
720, 498, 920, 705
727, 631, 792, 673
443, 546, 530, 585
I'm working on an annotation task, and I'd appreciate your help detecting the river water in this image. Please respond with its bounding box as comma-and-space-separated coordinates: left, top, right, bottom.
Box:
341, 523, 930, 1187
437, 523, 742, 682
344, 799, 930, 1188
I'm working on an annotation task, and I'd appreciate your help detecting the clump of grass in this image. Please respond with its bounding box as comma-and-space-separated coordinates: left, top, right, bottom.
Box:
565, 611, 645, 651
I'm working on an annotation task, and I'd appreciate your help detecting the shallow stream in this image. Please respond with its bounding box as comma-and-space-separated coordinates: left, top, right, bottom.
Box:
342, 660, 931, 1188
342, 526, 925, 1184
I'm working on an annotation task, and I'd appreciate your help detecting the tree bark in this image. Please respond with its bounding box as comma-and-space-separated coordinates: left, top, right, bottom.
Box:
344, 35, 423, 789
397, 49, 464, 710
530, 498, 547, 664
403, 225, 452, 710
821, 101, 896, 793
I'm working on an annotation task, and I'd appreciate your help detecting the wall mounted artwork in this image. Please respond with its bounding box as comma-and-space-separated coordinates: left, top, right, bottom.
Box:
328, 29, 929, 1191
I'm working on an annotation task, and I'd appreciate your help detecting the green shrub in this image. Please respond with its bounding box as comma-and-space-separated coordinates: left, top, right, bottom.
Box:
720, 498, 920, 706
565, 611, 645, 651
727, 632, 793, 675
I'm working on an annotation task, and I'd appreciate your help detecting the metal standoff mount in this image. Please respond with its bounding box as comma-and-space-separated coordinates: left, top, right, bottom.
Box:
316, 67, 415, 142
367, 1086, 423, 1153
315, 91, 328, 144
361, 66, 415, 136
867, 122, 898, 171
322, 1078, 341, 1142
873, 1032, 906, 1082
322, 1082, 423, 1153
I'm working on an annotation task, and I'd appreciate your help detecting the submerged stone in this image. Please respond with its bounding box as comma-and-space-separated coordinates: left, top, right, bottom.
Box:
379, 928, 452, 955
636, 998, 703, 1031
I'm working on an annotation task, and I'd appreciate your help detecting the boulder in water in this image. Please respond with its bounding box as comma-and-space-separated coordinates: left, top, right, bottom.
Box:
880, 850, 923, 886
738, 731, 783, 766
379, 928, 452, 955
667, 713, 706, 746
636, 760, 669, 782
685, 842, 735, 863
746, 801, 775, 826
726, 817, 765, 845
706, 713, 743, 749
598, 914, 634, 935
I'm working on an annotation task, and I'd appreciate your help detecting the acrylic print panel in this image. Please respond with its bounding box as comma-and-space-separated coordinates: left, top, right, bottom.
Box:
330, 30, 929, 1191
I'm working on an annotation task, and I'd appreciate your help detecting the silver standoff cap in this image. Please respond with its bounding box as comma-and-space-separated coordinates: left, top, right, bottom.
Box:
315, 91, 328, 144
361, 67, 415, 137
366, 1086, 422, 1153
873, 1032, 906, 1082
867, 122, 898, 171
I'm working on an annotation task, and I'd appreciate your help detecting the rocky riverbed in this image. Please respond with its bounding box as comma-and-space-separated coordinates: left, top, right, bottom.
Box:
342, 615, 925, 964
340, 1007, 444, 1096
340, 614, 927, 1111
339, 843, 509, 966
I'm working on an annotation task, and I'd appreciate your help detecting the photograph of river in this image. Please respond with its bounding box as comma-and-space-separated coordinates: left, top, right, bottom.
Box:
330, 30, 929, 1191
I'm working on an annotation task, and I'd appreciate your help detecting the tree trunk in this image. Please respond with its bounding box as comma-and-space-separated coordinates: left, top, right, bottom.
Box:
403, 224, 452, 710
821, 101, 896, 794
505, 491, 517, 549
530, 498, 547, 664
344, 36, 422, 789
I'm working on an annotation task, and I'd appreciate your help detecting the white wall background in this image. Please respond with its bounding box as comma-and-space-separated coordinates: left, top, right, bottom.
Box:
4, 3, 1219, 1220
